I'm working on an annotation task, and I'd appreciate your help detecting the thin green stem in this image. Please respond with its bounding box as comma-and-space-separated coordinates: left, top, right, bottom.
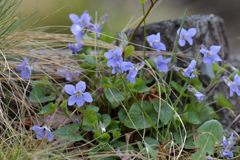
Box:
169, 9, 188, 83
142, 3, 147, 58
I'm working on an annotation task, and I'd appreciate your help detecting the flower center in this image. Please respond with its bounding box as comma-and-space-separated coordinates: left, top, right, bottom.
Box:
207, 51, 213, 56
76, 91, 82, 97
43, 129, 48, 137
182, 34, 187, 40
75, 25, 82, 32
152, 40, 159, 46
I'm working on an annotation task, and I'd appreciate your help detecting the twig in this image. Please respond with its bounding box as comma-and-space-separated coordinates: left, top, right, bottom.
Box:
128, 0, 159, 42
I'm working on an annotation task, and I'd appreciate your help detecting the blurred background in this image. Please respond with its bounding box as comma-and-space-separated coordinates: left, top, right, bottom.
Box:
17, 0, 240, 54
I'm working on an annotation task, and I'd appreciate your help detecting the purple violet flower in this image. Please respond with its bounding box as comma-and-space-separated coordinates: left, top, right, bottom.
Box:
89, 14, 107, 38
225, 74, 240, 97
123, 62, 144, 84
90, 23, 101, 37
182, 60, 197, 78
104, 48, 144, 81
221, 132, 235, 159
104, 48, 124, 74
194, 91, 205, 102
69, 11, 92, 39
70, 24, 84, 40
200, 45, 222, 64
177, 28, 197, 46
104, 48, 123, 67
16, 58, 32, 80
146, 33, 166, 52
31, 125, 54, 142
127, 68, 138, 83
68, 12, 107, 53
69, 11, 91, 28
68, 42, 82, 54
155, 55, 171, 73
109, 61, 132, 75
187, 85, 205, 102
64, 81, 93, 107
121, 61, 134, 72
128, 62, 144, 84
111, 63, 124, 74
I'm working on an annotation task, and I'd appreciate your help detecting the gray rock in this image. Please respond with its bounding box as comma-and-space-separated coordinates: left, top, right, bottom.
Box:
127, 14, 229, 60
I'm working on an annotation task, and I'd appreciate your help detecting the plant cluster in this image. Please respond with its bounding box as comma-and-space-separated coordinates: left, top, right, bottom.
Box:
7, 1, 240, 159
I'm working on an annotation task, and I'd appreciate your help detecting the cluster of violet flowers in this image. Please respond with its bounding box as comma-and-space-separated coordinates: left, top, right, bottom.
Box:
104, 47, 144, 83
144, 27, 226, 101
68, 11, 107, 54
29, 11, 240, 150
31, 11, 104, 142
